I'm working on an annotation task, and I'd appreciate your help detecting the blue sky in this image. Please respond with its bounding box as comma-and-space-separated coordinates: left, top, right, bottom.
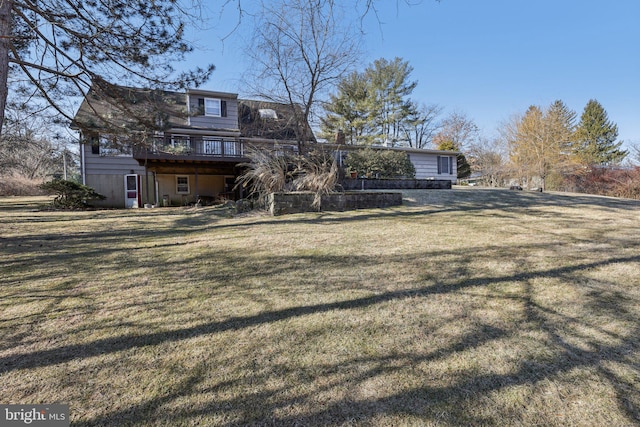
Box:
186, 0, 639, 147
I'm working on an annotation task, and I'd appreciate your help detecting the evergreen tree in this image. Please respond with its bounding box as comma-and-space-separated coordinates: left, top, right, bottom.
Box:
546, 100, 577, 155
366, 57, 417, 146
574, 99, 627, 165
0, 0, 214, 136
320, 57, 419, 146
320, 71, 372, 144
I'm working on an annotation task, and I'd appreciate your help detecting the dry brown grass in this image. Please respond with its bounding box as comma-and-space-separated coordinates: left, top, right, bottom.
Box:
1, 188, 639, 426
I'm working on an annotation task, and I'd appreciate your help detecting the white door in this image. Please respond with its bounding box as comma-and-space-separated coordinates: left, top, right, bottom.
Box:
124, 174, 140, 208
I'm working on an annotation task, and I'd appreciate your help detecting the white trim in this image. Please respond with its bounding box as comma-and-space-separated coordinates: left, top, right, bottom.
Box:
186, 89, 238, 99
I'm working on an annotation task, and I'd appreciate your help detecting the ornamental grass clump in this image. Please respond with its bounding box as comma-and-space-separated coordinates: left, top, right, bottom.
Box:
236, 146, 339, 210
236, 146, 292, 206
292, 149, 339, 209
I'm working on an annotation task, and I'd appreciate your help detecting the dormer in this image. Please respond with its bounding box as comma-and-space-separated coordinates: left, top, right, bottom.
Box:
186, 89, 239, 130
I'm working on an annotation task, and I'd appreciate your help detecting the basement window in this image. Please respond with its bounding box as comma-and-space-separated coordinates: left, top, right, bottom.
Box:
176, 176, 190, 194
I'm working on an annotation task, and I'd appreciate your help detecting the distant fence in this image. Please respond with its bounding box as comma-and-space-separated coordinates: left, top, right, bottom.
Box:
340, 178, 452, 190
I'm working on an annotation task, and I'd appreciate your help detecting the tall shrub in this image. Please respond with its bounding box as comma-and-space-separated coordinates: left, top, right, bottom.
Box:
344, 148, 415, 178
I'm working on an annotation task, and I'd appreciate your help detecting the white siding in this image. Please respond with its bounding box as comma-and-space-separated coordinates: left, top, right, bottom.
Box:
409, 152, 457, 182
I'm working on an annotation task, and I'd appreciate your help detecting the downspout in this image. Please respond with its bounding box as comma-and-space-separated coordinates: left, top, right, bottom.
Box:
194, 166, 199, 203
80, 136, 86, 185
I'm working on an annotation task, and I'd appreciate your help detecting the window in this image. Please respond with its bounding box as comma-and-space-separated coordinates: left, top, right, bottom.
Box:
197, 98, 227, 117
88, 134, 132, 156
204, 98, 221, 116
169, 135, 191, 154
437, 156, 454, 175
171, 135, 190, 146
223, 140, 239, 157
176, 176, 190, 194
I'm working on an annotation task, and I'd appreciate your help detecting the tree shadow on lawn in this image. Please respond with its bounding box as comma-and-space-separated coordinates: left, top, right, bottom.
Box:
71, 278, 640, 426
3, 253, 640, 425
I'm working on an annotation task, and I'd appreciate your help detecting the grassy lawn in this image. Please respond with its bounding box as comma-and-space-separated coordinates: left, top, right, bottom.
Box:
1, 188, 640, 426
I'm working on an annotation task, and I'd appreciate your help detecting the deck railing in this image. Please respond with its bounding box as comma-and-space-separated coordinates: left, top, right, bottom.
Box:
144, 136, 245, 158
134, 136, 299, 160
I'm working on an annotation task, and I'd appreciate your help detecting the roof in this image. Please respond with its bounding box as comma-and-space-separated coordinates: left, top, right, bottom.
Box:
319, 143, 459, 156
72, 83, 316, 143
71, 82, 188, 132
238, 99, 316, 142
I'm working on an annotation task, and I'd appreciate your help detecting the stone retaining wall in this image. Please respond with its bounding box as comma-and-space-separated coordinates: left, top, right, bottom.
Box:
340, 178, 452, 190
268, 191, 402, 216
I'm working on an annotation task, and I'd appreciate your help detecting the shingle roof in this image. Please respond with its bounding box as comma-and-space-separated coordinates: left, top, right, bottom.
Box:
71, 82, 188, 132
72, 83, 315, 143
238, 99, 316, 142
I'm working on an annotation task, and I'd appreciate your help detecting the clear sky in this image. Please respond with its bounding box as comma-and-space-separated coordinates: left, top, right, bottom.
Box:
185, 0, 640, 147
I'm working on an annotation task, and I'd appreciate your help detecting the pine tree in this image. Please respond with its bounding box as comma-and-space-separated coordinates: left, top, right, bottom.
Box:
320, 57, 419, 146
0, 0, 214, 136
320, 71, 372, 144
366, 57, 417, 146
546, 100, 576, 155
574, 99, 627, 165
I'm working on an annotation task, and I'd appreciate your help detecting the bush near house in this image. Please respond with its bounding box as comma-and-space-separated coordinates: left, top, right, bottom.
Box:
344, 148, 416, 178
40, 179, 106, 209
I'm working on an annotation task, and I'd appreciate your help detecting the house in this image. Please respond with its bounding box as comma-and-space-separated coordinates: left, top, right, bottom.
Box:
72, 85, 458, 208
328, 144, 458, 181
72, 85, 314, 208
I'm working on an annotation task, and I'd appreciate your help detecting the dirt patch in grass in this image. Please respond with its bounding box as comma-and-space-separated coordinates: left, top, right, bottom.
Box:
1, 189, 639, 426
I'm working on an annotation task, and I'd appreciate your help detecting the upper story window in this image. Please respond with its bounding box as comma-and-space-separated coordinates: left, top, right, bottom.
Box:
88, 134, 132, 157
205, 98, 221, 116
197, 97, 227, 117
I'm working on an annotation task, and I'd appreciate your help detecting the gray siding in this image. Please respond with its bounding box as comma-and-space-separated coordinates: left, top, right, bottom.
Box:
81, 143, 147, 207
187, 96, 239, 130
82, 143, 144, 175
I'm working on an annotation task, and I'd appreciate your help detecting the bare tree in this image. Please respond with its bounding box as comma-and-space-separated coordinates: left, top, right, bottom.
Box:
400, 102, 443, 148
0, 103, 67, 181
433, 110, 479, 152
631, 143, 640, 164
244, 0, 361, 152
467, 137, 508, 187
504, 101, 578, 190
